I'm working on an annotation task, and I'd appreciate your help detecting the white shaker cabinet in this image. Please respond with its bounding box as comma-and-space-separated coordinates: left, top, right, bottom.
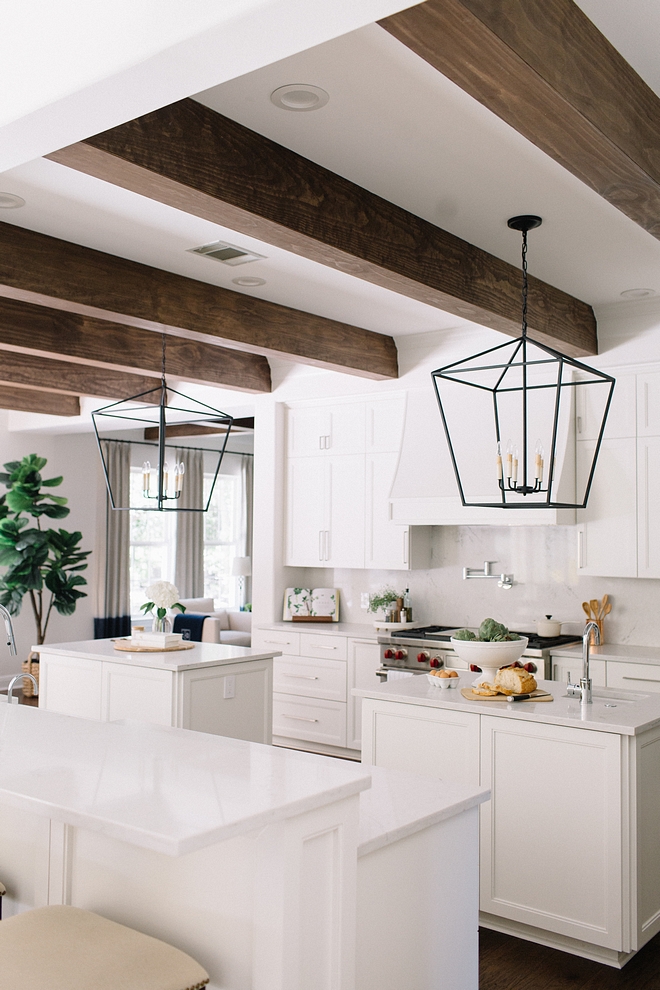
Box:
347, 638, 381, 750
286, 402, 365, 456
637, 372, 660, 437
365, 451, 431, 570
551, 655, 606, 687
607, 661, 660, 694
576, 438, 637, 577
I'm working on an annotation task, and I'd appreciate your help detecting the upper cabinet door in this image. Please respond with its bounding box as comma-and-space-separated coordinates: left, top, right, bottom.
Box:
637, 436, 660, 579
285, 457, 327, 567
365, 395, 406, 453
325, 454, 365, 568
327, 403, 365, 455
576, 438, 637, 578
637, 373, 660, 437
576, 373, 636, 441
287, 405, 331, 457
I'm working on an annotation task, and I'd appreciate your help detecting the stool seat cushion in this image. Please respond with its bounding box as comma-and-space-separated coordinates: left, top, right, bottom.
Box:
0, 905, 209, 990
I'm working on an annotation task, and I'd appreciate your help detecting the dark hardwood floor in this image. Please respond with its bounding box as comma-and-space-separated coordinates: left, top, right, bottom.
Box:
480, 928, 660, 989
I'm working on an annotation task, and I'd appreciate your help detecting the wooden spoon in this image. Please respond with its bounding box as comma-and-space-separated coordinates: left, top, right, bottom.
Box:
582, 602, 592, 620
602, 602, 612, 617
590, 599, 599, 619
600, 594, 610, 619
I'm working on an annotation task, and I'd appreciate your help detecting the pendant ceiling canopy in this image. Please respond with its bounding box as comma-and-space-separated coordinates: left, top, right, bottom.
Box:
431, 217, 615, 510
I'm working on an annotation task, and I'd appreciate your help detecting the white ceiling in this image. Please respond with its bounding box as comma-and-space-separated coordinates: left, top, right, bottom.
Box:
0, 0, 657, 413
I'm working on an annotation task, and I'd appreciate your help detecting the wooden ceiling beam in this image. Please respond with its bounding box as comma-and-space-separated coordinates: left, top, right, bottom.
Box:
0, 296, 271, 393
0, 222, 397, 380
0, 385, 80, 417
47, 97, 597, 356
0, 350, 161, 403
379, 0, 660, 239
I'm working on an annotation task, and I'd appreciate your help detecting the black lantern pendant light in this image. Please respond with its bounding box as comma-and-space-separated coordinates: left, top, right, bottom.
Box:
92, 334, 234, 512
431, 216, 615, 509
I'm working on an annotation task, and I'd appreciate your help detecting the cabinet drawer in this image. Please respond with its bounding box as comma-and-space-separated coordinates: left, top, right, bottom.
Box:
253, 628, 300, 656
607, 661, 660, 693
299, 633, 347, 661
273, 656, 346, 702
273, 694, 347, 747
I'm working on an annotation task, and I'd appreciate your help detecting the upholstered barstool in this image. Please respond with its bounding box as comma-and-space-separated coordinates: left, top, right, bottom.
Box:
0, 905, 209, 990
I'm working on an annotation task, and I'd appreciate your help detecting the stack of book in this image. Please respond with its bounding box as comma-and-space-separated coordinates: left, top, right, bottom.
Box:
132, 632, 183, 649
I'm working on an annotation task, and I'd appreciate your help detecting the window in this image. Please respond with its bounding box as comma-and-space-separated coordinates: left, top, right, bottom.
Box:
203, 472, 242, 607
129, 469, 176, 616
128, 465, 245, 613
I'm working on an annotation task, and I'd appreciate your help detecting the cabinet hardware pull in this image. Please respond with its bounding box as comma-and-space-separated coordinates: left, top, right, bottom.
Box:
283, 714, 319, 722
577, 529, 585, 569
315, 645, 337, 650
403, 528, 408, 564
622, 676, 660, 683
319, 530, 323, 560
324, 530, 330, 560
284, 674, 319, 680
265, 640, 290, 645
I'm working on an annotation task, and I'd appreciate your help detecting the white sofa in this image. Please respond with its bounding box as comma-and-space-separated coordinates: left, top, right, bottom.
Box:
177, 598, 252, 647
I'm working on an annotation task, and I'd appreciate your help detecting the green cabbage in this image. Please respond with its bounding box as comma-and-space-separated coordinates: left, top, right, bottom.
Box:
477, 618, 520, 642
454, 628, 477, 640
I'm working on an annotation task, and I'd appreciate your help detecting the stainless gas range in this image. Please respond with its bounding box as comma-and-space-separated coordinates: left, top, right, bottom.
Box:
377, 626, 582, 682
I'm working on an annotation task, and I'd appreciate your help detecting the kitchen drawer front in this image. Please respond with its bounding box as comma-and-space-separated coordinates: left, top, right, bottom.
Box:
607, 660, 660, 693
273, 694, 347, 747
299, 633, 347, 661
252, 628, 300, 656
273, 655, 347, 702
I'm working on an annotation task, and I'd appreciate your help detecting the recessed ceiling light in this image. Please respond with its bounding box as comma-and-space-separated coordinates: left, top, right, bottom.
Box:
0, 193, 25, 209
270, 84, 329, 112
232, 276, 266, 287
620, 288, 656, 299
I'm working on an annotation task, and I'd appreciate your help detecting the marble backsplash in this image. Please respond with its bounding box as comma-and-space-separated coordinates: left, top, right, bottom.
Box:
331, 525, 659, 646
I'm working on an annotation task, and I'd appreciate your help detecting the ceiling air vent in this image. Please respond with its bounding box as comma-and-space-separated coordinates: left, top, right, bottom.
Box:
188, 240, 266, 266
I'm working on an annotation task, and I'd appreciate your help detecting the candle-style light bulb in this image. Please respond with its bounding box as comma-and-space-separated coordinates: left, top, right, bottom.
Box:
535, 439, 544, 482
163, 460, 170, 496
512, 445, 519, 483
496, 441, 503, 480
505, 440, 513, 479
175, 461, 185, 495
142, 461, 151, 496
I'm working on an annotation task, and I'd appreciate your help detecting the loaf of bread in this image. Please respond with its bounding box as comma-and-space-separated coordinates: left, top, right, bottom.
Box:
494, 666, 537, 695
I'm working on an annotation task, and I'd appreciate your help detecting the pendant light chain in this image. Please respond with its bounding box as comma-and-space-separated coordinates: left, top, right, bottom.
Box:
521, 228, 528, 338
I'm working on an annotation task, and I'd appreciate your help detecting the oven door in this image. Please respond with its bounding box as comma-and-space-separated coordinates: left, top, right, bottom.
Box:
376, 667, 421, 683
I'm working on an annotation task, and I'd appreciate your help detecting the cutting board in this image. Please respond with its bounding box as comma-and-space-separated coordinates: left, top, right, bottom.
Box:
461, 688, 553, 702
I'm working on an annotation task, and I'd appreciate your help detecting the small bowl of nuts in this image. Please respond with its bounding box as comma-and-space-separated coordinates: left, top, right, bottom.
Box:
427, 669, 460, 689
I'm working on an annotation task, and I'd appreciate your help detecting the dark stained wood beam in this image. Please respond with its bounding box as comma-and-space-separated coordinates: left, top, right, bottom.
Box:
0, 223, 397, 380
0, 385, 80, 417
144, 417, 254, 440
47, 98, 597, 356
379, 0, 660, 239
0, 296, 271, 393
0, 350, 161, 403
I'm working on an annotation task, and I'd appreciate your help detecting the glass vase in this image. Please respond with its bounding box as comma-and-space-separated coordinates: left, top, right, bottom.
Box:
153, 614, 172, 634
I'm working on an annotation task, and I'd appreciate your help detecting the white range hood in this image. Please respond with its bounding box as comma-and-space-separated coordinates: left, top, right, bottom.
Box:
389, 388, 576, 526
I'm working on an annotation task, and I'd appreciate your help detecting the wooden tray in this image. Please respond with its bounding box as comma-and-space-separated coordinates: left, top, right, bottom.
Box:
291, 616, 333, 623
461, 688, 553, 703
113, 639, 196, 653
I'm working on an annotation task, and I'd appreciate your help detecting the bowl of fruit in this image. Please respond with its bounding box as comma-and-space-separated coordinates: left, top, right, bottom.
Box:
451, 619, 528, 683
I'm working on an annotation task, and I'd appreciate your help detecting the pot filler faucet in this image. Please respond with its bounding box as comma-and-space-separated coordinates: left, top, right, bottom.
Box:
0, 603, 16, 657
567, 621, 600, 704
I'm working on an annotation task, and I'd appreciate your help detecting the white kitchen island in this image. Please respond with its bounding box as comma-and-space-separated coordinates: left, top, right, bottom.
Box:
0, 703, 487, 990
37, 639, 276, 743
356, 673, 660, 968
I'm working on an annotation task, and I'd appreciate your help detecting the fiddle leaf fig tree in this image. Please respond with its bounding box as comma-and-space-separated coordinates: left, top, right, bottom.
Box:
0, 455, 91, 645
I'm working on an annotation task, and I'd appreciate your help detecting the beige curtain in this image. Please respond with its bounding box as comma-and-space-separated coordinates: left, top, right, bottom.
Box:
174, 447, 204, 598
239, 455, 253, 605
94, 440, 131, 638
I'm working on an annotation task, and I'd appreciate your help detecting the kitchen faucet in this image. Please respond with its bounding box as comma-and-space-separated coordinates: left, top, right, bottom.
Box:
6, 673, 38, 703
0, 603, 16, 656
567, 621, 600, 704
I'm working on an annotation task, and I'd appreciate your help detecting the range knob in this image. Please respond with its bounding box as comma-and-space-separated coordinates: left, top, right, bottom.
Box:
383, 649, 394, 660
430, 656, 443, 668
394, 649, 407, 661
417, 651, 430, 663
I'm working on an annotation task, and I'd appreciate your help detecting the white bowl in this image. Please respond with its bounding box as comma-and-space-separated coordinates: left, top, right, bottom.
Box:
450, 637, 528, 682
426, 672, 459, 688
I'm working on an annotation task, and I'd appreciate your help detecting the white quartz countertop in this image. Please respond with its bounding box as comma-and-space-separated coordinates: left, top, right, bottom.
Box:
255, 621, 377, 639
37, 638, 280, 672
0, 705, 370, 856
357, 765, 489, 857
551, 643, 660, 666
354, 672, 660, 735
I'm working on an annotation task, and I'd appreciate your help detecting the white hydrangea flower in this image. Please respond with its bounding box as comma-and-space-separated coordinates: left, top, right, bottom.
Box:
146, 581, 181, 609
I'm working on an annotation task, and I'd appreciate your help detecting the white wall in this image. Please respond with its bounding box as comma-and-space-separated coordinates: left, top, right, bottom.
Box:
253, 300, 660, 647
0, 416, 96, 682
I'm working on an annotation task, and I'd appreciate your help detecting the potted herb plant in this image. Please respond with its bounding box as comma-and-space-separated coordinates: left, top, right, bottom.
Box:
367, 587, 404, 622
